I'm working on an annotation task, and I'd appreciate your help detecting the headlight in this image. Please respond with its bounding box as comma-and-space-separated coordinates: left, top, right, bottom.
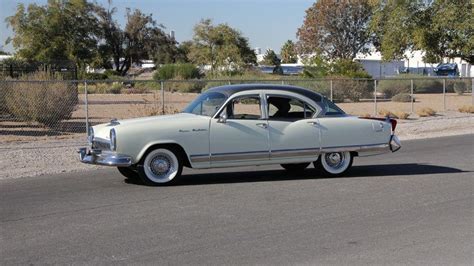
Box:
88, 127, 94, 144
110, 129, 117, 151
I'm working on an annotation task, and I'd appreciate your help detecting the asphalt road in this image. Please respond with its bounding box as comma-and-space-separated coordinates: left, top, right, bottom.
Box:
1, 134, 473, 265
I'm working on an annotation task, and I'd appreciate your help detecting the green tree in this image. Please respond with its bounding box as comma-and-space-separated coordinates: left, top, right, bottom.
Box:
261, 49, 280, 66
415, 0, 473, 64
371, 0, 473, 64
261, 49, 283, 75
297, 0, 373, 60
6, 0, 100, 69
187, 19, 256, 74
371, 0, 427, 61
280, 40, 297, 63
95, 4, 177, 75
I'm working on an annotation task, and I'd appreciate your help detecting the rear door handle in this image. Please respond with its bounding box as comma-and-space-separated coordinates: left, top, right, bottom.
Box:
307, 121, 318, 125
256, 123, 268, 128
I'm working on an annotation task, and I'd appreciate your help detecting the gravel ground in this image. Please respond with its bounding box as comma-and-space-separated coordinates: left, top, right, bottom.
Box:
0, 111, 472, 180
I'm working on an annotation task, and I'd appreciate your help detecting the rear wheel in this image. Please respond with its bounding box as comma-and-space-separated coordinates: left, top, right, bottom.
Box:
281, 162, 310, 172
314, 151, 353, 176
138, 148, 183, 186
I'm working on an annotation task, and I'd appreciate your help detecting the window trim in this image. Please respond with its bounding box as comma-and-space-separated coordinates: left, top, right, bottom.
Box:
264, 93, 319, 121
216, 93, 264, 120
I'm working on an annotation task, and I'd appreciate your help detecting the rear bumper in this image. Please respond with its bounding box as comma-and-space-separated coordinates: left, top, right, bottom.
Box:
78, 147, 132, 167
389, 135, 401, 152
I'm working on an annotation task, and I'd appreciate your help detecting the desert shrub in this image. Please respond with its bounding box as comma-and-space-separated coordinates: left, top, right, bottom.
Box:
379, 75, 445, 96
458, 105, 474, 113
394, 111, 409, 119
123, 87, 150, 94
414, 78, 444, 93
378, 109, 396, 118
392, 93, 413, 102
452, 81, 467, 95
332, 78, 372, 102
154, 64, 201, 80
83, 72, 108, 80
106, 82, 123, 94
4, 71, 78, 127
0, 84, 8, 114
417, 107, 436, 117
166, 80, 206, 93
378, 79, 411, 98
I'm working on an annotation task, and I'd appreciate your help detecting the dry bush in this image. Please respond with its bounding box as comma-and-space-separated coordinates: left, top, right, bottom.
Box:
458, 105, 474, 113
394, 111, 409, 119
453, 81, 467, 95
332, 79, 372, 102
378, 109, 395, 118
392, 93, 413, 102
417, 107, 436, 117
4, 71, 78, 127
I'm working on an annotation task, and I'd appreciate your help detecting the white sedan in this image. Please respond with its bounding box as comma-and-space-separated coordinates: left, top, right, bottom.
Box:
79, 84, 401, 185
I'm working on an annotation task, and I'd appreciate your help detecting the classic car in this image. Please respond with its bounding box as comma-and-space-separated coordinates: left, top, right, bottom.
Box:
79, 84, 401, 185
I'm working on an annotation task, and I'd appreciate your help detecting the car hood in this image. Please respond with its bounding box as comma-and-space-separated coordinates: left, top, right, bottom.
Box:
91, 113, 201, 141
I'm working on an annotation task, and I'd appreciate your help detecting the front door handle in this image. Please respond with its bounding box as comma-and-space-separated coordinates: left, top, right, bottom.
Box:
307, 121, 318, 125
256, 123, 268, 128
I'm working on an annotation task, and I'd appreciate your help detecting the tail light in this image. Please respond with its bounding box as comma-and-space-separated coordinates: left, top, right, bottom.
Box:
359, 117, 397, 132
390, 119, 397, 131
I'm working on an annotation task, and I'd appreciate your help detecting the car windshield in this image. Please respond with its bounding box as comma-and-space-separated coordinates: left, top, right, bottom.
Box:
182, 91, 227, 117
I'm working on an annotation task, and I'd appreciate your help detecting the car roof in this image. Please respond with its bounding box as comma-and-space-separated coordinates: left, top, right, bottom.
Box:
206, 84, 323, 103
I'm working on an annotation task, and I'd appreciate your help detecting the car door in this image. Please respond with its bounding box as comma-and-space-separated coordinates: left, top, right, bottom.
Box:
265, 93, 321, 163
209, 93, 270, 166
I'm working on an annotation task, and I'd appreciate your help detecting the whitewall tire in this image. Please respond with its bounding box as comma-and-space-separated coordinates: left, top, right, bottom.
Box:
314, 151, 353, 176
138, 148, 183, 186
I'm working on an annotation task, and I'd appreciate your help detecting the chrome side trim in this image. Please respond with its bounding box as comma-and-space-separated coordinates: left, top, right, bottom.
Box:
78, 147, 132, 167
271, 148, 320, 158
321, 142, 389, 153
190, 154, 210, 163
211, 150, 269, 162
189, 136, 401, 164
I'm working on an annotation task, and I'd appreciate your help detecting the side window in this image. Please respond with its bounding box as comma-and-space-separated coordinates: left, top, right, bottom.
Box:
267, 96, 316, 121
321, 98, 345, 116
225, 95, 262, 120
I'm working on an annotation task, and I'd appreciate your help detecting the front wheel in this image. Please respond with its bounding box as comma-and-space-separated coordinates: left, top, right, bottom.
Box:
314, 151, 353, 177
138, 148, 183, 186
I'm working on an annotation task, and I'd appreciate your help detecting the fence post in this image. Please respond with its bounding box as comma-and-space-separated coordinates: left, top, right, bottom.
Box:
160, 81, 165, 114
84, 81, 89, 136
443, 78, 446, 111
373, 79, 377, 117
410, 79, 414, 113
330, 80, 333, 101
281, 80, 285, 85
228, 80, 231, 85
471, 78, 473, 105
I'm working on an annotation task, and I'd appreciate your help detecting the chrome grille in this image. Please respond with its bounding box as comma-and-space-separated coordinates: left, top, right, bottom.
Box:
92, 140, 110, 151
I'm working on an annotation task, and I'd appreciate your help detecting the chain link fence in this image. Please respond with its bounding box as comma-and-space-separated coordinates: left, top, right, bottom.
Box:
0, 77, 473, 144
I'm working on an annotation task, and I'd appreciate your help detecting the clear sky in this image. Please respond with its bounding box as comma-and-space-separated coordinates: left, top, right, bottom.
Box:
0, 0, 314, 54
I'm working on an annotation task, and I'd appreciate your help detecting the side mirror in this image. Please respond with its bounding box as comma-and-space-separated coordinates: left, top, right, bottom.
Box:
217, 113, 227, 123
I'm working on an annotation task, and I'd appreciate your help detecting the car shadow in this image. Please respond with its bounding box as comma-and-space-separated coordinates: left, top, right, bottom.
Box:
124, 163, 468, 186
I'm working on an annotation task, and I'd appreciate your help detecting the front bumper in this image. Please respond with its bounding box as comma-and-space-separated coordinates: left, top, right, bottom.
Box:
78, 147, 132, 167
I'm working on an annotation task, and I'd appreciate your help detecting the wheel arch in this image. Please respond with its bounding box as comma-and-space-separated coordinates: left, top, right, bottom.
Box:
137, 141, 192, 168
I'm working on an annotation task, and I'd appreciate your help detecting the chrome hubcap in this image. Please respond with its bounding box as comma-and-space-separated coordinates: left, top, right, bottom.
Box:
150, 156, 171, 176
325, 152, 345, 169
